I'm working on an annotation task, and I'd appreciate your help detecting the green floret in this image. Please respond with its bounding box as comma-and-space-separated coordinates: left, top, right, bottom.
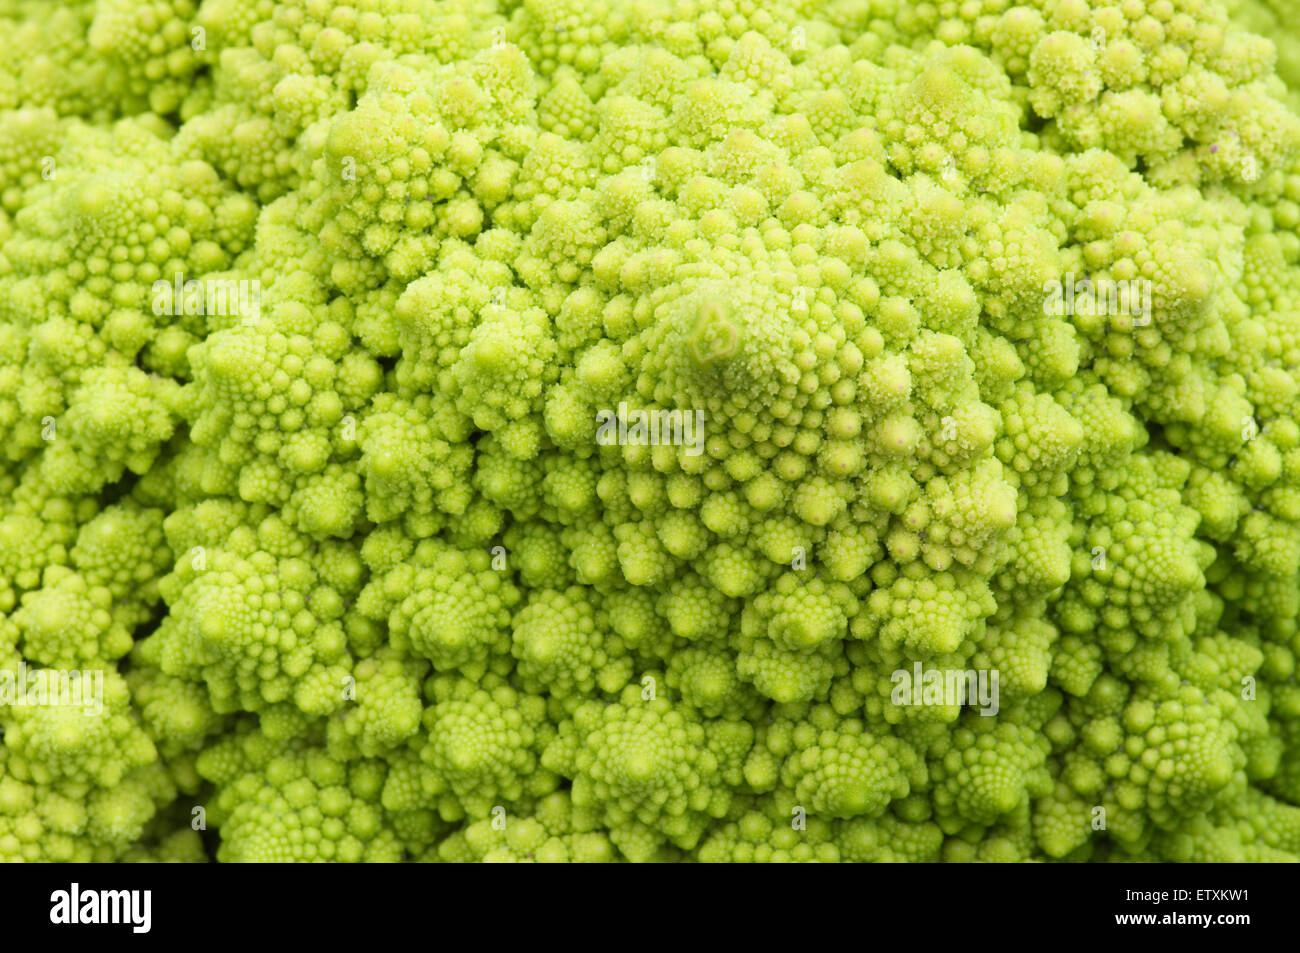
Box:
379, 543, 519, 676
13, 566, 132, 668
197, 725, 405, 862
399, 674, 557, 820
434, 790, 617, 862
543, 696, 736, 860
1, 671, 157, 789
148, 528, 354, 715
511, 586, 631, 697
776, 715, 923, 819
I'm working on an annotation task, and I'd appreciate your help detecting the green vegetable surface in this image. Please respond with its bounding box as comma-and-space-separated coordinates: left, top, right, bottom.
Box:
2, 0, 1300, 863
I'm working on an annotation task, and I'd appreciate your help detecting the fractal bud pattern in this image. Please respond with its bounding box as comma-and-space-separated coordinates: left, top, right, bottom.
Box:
0, 0, 1299, 862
